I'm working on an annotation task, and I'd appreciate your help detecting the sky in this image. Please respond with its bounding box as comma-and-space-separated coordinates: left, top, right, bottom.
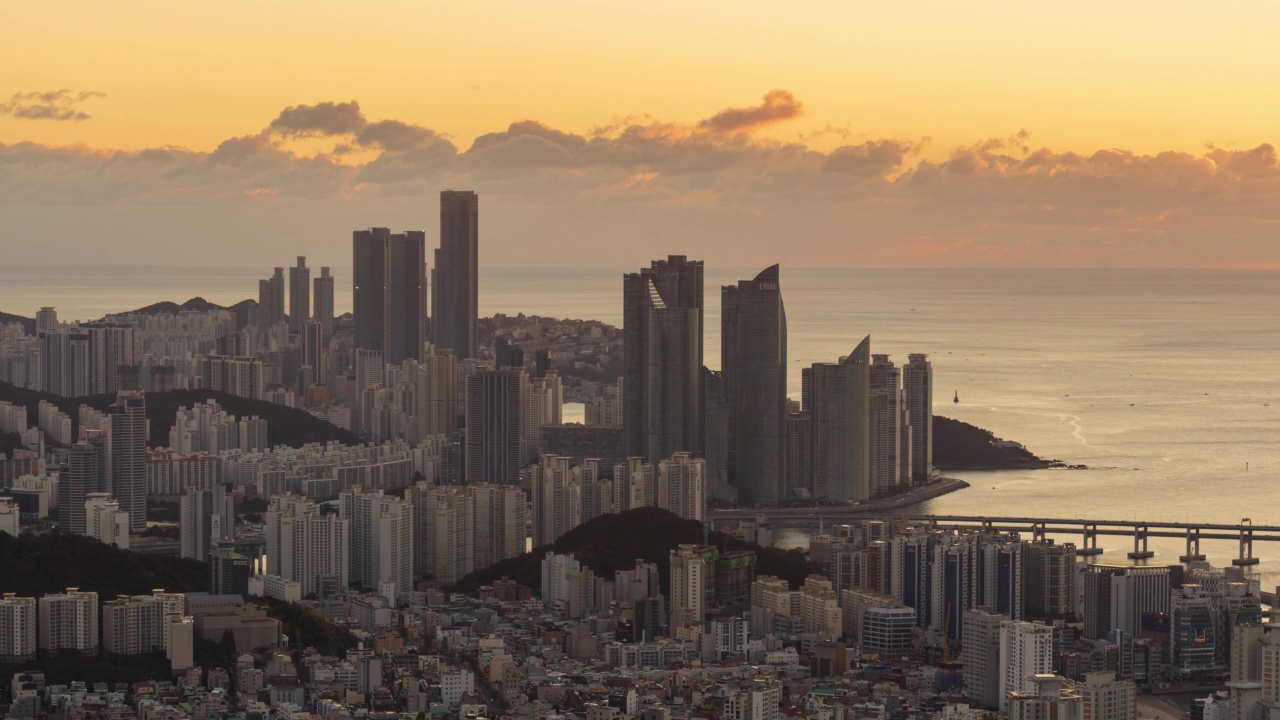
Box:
4, 1, 1280, 269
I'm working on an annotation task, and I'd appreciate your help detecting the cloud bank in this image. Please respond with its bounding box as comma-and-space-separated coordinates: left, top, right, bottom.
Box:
1, 89, 105, 121
2, 91, 1279, 268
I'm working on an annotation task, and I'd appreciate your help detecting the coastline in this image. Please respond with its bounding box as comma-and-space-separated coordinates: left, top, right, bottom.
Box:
852, 476, 972, 512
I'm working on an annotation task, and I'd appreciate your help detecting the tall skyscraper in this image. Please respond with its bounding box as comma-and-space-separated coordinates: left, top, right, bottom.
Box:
258, 267, 285, 327
410, 484, 474, 585
313, 266, 335, 337
869, 355, 905, 496
87, 324, 134, 395
179, 485, 235, 562
904, 353, 933, 484
39, 329, 90, 397
721, 265, 787, 507
60, 433, 105, 534
465, 368, 526, 485
35, 307, 57, 335
531, 454, 581, 546
414, 349, 459, 437
805, 337, 872, 502
623, 256, 703, 463
434, 190, 479, 359
288, 256, 310, 335
109, 391, 147, 532
353, 228, 426, 364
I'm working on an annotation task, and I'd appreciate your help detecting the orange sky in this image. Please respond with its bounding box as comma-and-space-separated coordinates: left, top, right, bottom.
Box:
3, 1, 1280, 268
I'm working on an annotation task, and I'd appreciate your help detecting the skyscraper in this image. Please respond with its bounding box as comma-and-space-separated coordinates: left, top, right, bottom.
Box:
353, 228, 426, 364
179, 485, 235, 562
669, 545, 707, 629
338, 488, 415, 597
109, 391, 147, 532
265, 494, 350, 598
623, 256, 703, 463
465, 368, 526, 485
869, 355, 904, 496
998, 620, 1055, 711
805, 337, 872, 502
721, 265, 787, 507
258, 267, 285, 327
60, 433, 105, 534
313, 266, 334, 337
434, 190, 479, 359
288, 256, 310, 335
904, 353, 933, 484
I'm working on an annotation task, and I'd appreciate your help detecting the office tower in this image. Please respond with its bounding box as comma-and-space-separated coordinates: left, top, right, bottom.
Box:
470, 483, 527, 568
35, 307, 57, 335
410, 483, 475, 585
0, 594, 36, 663
869, 355, 904, 496
433, 190, 479, 359
313, 266, 335, 337
669, 545, 707, 629
657, 452, 705, 522
623, 256, 703, 463
179, 485, 235, 562
532, 454, 581, 547
465, 368, 526, 485
108, 391, 147, 532
265, 494, 350, 598
209, 541, 251, 597
303, 320, 326, 391
353, 227, 427, 364
998, 620, 1055, 711
258, 267, 285, 326
61, 435, 105, 534
87, 324, 135, 395
84, 493, 129, 549
415, 349, 458, 437
701, 368, 731, 502
904, 353, 933, 484
38, 589, 99, 657
963, 608, 1006, 709
288, 256, 310, 335
805, 336, 872, 502
721, 265, 787, 507
339, 488, 414, 598
1078, 671, 1136, 720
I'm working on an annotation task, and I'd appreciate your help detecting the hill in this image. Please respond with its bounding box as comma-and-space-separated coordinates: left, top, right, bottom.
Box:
0, 532, 208, 598
933, 415, 1069, 469
108, 296, 232, 317
0, 381, 359, 448
0, 311, 35, 335
450, 506, 816, 594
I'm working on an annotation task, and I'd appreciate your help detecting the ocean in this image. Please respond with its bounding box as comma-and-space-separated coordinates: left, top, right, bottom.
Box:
2, 266, 1278, 575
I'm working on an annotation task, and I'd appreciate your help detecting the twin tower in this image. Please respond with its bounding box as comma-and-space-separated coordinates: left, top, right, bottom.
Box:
352, 190, 479, 364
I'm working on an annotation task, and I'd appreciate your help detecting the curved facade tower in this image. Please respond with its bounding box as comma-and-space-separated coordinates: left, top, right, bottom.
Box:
721, 264, 788, 507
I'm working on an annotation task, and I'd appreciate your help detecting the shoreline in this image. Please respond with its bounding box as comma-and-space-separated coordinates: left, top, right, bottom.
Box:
851, 476, 971, 512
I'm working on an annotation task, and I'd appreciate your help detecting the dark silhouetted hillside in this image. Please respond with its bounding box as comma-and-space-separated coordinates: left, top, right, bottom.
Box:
0, 532, 208, 598
451, 506, 816, 594
0, 311, 35, 335
108, 296, 234, 316
0, 381, 359, 448
933, 415, 1064, 469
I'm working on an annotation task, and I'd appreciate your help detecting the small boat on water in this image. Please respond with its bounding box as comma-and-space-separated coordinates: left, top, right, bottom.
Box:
953, 390, 959, 404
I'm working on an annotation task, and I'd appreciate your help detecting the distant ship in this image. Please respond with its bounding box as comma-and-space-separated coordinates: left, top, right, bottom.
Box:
953, 390, 959, 404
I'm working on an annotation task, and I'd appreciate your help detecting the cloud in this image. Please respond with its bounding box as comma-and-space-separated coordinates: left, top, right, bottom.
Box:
268, 100, 365, 137
3, 91, 1280, 269
0, 89, 105, 121
697, 89, 803, 134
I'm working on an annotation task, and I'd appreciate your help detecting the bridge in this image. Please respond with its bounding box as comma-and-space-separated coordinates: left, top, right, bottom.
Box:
709, 511, 1277, 566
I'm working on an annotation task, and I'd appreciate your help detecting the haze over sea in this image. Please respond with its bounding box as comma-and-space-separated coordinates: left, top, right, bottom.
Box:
3, 266, 1278, 574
